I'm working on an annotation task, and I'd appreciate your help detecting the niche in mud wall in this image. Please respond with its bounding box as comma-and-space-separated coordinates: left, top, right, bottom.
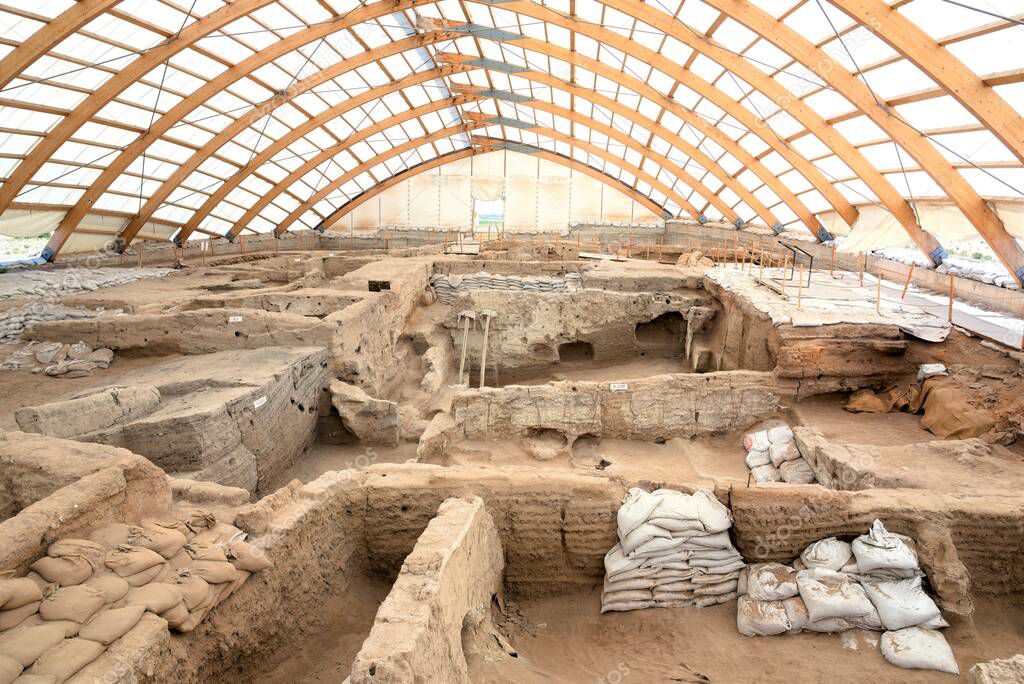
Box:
558, 341, 595, 363
634, 311, 685, 355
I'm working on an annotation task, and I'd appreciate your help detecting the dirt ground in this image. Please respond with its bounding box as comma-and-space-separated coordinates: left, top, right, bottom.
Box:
470, 591, 1024, 683
254, 575, 392, 683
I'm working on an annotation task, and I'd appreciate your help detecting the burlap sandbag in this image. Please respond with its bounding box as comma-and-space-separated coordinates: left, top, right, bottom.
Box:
120, 564, 166, 588
845, 387, 908, 414
178, 509, 217, 535
909, 377, 994, 439
105, 546, 166, 578
47, 540, 105, 570
191, 523, 241, 546
29, 557, 93, 587
167, 550, 192, 572
141, 517, 194, 542
0, 624, 66, 666
0, 602, 40, 631
127, 526, 187, 560
159, 601, 189, 630
215, 570, 250, 604
82, 573, 130, 604
38, 586, 106, 623
0, 579, 42, 610
123, 584, 183, 615
0, 654, 21, 684
183, 542, 228, 563
23, 573, 52, 595
27, 638, 106, 682
78, 605, 145, 645
225, 541, 272, 572
165, 572, 210, 612
174, 605, 211, 634
189, 561, 238, 585
12, 615, 79, 638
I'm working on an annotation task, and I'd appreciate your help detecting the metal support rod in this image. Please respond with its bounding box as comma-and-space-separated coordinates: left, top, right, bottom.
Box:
457, 310, 475, 386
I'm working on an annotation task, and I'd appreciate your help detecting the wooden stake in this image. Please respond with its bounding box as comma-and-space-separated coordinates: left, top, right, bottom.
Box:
876, 270, 883, 315
658, 235, 664, 260
948, 272, 955, 323
797, 263, 804, 309
900, 265, 914, 299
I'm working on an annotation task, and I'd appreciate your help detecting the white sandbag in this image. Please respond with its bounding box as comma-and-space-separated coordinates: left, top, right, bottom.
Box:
767, 425, 794, 444
852, 520, 918, 574
880, 627, 959, 675
620, 523, 671, 556
656, 580, 697, 592
736, 596, 790, 636
694, 579, 737, 596
630, 537, 686, 559
600, 600, 653, 613
745, 450, 771, 469
783, 596, 808, 633
860, 577, 942, 630
780, 459, 816, 485
747, 563, 798, 601
769, 441, 801, 468
796, 569, 875, 622
603, 577, 655, 592
801, 538, 853, 572
750, 464, 782, 483
691, 569, 741, 584
675, 531, 733, 550
602, 589, 652, 603
696, 592, 736, 608
617, 488, 661, 539
608, 567, 657, 583
653, 590, 694, 602
654, 489, 732, 534
604, 545, 643, 579
743, 430, 771, 452
806, 606, 883, 633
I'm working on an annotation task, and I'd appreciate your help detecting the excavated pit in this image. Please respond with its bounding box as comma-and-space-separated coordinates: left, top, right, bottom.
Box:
2, 244, 1024, 682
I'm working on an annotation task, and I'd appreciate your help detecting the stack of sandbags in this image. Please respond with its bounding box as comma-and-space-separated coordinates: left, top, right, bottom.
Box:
0, 509, 271, 682
742, 424, 816, 484
601, 488, 745, 613
736, 520, 957, 675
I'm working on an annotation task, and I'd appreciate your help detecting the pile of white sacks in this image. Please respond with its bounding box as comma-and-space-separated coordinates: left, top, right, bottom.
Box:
737, 520, 958, 675
742, 424, 816, 484
601, 488, 745, 613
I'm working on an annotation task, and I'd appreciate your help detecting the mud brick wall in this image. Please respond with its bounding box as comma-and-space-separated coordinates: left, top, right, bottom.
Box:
442, 289, 715, 381
351, 497, 503, 683
452, 371, 779, 442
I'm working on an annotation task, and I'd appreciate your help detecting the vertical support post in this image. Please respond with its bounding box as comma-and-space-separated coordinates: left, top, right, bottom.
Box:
658, 235, 664, 261
948, 272, 955, 323
138, 241, 144, 268
830, 244, 836, 277
900, 265, 914, 299
797, 263, 804, 310
877, 270, 883, 315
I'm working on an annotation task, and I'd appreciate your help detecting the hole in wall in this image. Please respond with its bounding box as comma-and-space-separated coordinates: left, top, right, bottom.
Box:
634, 311, 684, 346
557, 341, 594, 363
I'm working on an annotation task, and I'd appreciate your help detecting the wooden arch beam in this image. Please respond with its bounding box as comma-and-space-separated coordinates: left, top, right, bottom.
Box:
836, 0, 1024, 166
43, 30, 455, 257
228, 104, 685, 240
313, 139, 672, 233
221, 103, 485, 239
432, 3, 941, 261
119, 63, 473, 248
0, 0, 438, 221
0, 0, 121, 90
643, 0, 1023, 282
423, 14, 831, 236
446, 65, 781, 229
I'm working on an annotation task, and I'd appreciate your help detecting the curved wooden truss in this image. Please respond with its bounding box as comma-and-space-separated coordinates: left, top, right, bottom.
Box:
311, 140, 672, 233
1, 0, 1021, 281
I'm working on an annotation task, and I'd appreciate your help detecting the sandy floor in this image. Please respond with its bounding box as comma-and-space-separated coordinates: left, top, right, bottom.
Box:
254, 574, 391, 683
274, 441, 419, 486
472, 591, 1024, 683
512, 356, 689, 386
0, 352, 182, 431
791, 393, 938, 447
